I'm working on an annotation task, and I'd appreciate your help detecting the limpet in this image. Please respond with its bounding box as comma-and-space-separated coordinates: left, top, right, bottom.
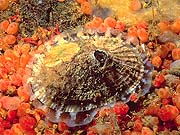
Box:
28, 30, 153, 127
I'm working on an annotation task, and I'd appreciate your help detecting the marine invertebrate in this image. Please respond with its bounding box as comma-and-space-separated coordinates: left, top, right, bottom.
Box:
80, 1, 92, 15
172, 48, 180, 61
6, 22, 19, 35
130, 0, 141, 11
0, 0, 9, 10
0, 20, 9, 31
3, 35, 16, 45
28, 29, 153, 127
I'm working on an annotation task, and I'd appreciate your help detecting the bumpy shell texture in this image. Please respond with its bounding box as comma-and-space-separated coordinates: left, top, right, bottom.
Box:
29, 30, 152, 127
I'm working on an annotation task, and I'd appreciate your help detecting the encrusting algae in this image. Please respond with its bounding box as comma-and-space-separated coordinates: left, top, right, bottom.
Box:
19, 0, 90, 37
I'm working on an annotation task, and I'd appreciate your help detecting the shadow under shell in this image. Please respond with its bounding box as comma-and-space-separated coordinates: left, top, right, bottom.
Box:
28, 31, 153, 127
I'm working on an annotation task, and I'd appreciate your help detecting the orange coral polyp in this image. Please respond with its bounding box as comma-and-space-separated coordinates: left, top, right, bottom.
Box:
0, 0, 9, 10
0, 20, 9, 31
3, 35, 16, 45
6, 22, 19, 35
81, 2, 92, 15
104, 17, 117, 28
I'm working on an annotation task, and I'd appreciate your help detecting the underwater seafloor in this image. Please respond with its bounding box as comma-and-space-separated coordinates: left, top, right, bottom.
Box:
0, 0, 180, 135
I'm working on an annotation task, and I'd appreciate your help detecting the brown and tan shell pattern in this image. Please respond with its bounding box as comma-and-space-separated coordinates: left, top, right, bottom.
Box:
28, 30, 153, 127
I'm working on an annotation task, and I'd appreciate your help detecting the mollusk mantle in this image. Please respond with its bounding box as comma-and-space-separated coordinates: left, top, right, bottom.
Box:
28, 30, 153, 127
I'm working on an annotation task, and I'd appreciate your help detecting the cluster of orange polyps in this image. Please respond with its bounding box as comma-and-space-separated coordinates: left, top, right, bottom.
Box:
158, 19, 180, 34
0, 16, 45, 134
85, 16, 150, 45
85, 16, 126, 34
76, 0, 92, 15
0, 43, 36, 134
0, 18, 20, 50
150, 19, 180, 70
127, 21, 149, 43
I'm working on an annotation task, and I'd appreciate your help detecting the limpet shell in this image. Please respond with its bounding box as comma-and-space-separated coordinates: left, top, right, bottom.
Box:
28, 30, 153, 127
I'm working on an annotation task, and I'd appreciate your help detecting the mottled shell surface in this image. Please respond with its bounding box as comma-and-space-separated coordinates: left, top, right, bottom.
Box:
29, 31, 152, 126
